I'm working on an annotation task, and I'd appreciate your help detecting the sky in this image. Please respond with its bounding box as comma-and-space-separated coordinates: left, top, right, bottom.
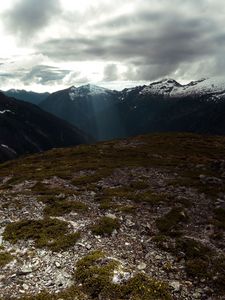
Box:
0, 0, 224, 92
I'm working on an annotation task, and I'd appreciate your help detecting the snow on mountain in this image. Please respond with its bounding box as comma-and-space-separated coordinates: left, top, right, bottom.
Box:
0, 110, 13, 114
139, 77, 225, 100
69, 84, 110, 101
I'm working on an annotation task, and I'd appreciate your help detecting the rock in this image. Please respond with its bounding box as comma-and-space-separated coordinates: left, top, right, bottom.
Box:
86, 244, 92, 250
106, 213, 117, 220
55, 261, 61, 268
112, 270, 131, 284
22, 284, 29, 291
155, 255, 162, 260
199, 174, 222, 185
137, 262, 147, 270
18, 266, 32, 275
170, 281, 181, 292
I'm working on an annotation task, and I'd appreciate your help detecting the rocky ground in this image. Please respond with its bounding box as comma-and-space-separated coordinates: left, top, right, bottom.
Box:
0, 133, 225, 300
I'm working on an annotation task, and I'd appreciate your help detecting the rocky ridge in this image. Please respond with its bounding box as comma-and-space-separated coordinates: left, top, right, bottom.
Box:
0, 133, 225, 299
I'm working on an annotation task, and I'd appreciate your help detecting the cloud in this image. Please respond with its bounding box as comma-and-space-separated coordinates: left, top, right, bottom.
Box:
36, 1, 225, 81
22, 65, 70, 85
103, 64, 118, 81
3, 0, 61, 40
1, 0, 225, 89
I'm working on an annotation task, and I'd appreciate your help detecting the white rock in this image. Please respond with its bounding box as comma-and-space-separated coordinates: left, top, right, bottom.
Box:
170, 281, 181, 292
22, 284, 29, 291
137, 262, 147, 270
55, 261, 61, 268
106, 213, 117, 219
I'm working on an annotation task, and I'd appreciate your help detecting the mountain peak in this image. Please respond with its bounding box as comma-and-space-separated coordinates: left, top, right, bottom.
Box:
68, 84, 110, 101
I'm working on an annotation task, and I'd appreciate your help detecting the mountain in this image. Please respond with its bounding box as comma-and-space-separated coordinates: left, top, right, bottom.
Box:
39, 78, 225, 141
139, 77, 225, 100
0, 133, 225, 299
40, 84, 123, 140
2, 89, 50, 104
0, 92, 89, 162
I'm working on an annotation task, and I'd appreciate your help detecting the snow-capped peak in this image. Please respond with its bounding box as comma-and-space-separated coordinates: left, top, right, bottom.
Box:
139, 77, 225, 100
68, 84, 110, 101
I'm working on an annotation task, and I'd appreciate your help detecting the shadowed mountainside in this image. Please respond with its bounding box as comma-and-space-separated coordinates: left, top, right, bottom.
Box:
0, 92, 90, 162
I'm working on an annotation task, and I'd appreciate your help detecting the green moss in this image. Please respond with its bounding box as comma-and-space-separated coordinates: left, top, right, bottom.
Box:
75, 251, 117, 298
185, 258, 210, 278
33, 182, 77, 197
117, 205, 136, 214
123, 273, 172, 300
3, 218, 80, 252
175, 237, 212, 260
156, 207, 189, 236
0, 252, 14, 267
130, 180, 149, 190
43, 199, 87, 216
100, 187, 167, 206
152, 235, 173, 252
132, 191, 167, 205
91, 216, 120, 236
17, 285, 88, 300
75, 251, 172, 300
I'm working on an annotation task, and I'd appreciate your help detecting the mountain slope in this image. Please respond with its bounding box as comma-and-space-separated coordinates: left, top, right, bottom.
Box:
0, 92, 89, 162
39, 79, 225, 141
40, 84, 122, 140
0, 133, 224, 299
3, 89, 50, 105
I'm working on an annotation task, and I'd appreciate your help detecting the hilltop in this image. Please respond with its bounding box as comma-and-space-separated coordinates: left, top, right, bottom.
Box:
0, 133, 225, 299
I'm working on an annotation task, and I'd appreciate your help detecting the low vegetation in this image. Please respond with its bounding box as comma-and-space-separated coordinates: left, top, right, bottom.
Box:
3, 218, 80, 252
75, 251, 172, 300
91, 216, 120, 236
156, 207, 189, 236
0, 252, 14, 267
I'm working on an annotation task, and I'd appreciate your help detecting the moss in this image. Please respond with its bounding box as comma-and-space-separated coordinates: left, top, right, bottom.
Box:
152, 235, 173, 252
16, 285, 88, 300
130, 180, 149, 190
75, 251, 118, 298
132, 191, 167, 205
100, 188, 167, 206
33, 182, 77, 197
185, 258, 210, 278
3, 218, 80, 252
156, 207, 189, 236
175, 237, 212, 260
99, 200, 114, 210
122, 273, 172, 300
91, 216, 120, 236
43, 199, 87, 216
75, 251, 172, 300
0, 252, 14, 267
117, 205, 136, 214
71, 168, 113, 188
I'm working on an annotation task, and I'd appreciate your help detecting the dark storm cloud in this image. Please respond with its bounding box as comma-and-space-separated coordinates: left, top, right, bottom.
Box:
37, 1, 225, 80
22, 65, 70, 85
3, 0, 61, 39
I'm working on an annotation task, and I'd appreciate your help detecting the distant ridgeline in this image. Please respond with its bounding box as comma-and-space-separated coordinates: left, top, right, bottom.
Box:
2, 77, 225, 143
38, 79, 225, 141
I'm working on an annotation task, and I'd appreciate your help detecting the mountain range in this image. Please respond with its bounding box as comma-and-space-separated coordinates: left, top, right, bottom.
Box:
0, 92, 88, 162
2, 89, 49, 105
2, 77, 225, 157
38, 78, 225, 140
